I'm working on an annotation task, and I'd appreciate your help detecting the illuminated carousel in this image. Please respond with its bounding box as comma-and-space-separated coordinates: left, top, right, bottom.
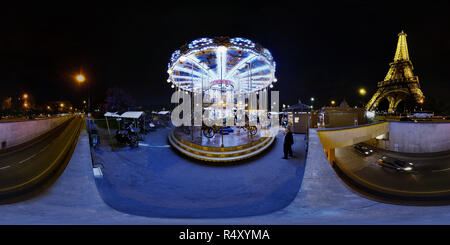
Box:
167, 37, 278, 162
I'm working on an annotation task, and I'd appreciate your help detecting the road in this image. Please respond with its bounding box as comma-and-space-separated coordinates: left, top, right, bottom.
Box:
335, 144, 450, 201
0, 116, 82, 202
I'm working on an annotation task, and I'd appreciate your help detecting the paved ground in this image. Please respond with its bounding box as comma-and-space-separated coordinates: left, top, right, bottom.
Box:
92, 126, 307, 218
2, 127, 450, 224
335, 146, 450, 195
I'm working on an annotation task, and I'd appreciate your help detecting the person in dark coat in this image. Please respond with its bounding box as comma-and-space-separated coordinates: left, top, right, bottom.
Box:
283, 124, 294, 159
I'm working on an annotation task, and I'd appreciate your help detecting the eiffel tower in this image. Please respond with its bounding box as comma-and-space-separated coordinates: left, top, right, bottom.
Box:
366, 31, 425, 113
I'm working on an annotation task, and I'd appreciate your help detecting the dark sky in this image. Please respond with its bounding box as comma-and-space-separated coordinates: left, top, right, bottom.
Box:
1, 1, 449, 109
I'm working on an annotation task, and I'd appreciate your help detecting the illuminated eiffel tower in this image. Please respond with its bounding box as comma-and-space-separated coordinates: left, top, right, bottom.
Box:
366, 31, 425, 113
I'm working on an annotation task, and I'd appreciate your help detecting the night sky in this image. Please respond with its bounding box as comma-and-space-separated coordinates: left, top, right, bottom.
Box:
1, 1, 449, 109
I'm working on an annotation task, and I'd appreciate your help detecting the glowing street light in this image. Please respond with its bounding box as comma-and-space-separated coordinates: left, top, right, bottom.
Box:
310, 97, 315, 102
23, 102, 29, 108
331, 100, 336, 105
76, 74, 86, 83
22, 93, 28, 100
60, 103, 64, 108
75, 73, 90, 114
359, 88, 367, 96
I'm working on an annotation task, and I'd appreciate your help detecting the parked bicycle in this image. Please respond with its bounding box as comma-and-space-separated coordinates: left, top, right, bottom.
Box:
115, 122, 139, 147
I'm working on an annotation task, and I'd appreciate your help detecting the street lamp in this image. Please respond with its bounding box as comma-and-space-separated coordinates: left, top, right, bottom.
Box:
76, 73, 90, 115
76, 74, 86, 83
358, 88, 367, 108
331, 100, 336, 106
359, 88, 366, 96
22, 93, 28, 100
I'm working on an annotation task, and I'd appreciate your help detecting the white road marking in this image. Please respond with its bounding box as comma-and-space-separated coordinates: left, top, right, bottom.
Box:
138, 143, 170, 148
16, 144, 51, 164
431, 167, 450, 173
19, 154, 38, 164
0, 165, 10, 170
39, 144, 51, 153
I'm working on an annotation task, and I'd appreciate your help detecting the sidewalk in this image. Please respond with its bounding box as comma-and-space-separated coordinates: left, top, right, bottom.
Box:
1, 129, 450, 224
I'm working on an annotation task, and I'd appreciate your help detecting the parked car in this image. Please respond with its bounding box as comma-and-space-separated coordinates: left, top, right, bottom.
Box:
353, 143, 374, 156
377, 156, 414, 172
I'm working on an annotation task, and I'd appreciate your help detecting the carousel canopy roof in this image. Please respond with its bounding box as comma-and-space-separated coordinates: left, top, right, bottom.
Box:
167, 37, 276, 93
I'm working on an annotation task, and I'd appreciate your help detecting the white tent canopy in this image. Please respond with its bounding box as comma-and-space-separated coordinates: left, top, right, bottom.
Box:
120, 111, 145, 119
104, 112, 121, 117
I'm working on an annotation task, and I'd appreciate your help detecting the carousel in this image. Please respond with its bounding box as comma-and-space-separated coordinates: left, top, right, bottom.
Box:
167, 37, 278, 162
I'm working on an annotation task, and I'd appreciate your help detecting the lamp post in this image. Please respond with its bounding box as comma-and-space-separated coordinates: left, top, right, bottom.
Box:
358, 88, 367, 108
76, 74, 90, 115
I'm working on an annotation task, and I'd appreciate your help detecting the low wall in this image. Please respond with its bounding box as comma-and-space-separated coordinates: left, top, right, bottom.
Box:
372, 122, 450, 153
0, 116, 71, 150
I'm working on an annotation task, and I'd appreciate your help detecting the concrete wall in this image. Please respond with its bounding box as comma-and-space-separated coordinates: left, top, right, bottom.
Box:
323, 109, 366, 128
372, 122, 450, 153
0, 116, 71, 150
318, 122, 389, 149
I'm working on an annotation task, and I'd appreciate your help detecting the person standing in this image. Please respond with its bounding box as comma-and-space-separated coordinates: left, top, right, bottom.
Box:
283, 124, 294, 159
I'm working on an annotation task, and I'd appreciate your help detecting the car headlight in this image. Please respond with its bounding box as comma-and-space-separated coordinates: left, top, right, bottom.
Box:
404, 167, 412, 171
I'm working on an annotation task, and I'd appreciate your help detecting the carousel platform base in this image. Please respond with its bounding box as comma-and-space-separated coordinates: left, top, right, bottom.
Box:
168, 129, 275, 163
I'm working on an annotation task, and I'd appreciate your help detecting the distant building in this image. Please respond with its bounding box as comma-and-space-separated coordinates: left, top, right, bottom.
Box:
319, 100, 367, 128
